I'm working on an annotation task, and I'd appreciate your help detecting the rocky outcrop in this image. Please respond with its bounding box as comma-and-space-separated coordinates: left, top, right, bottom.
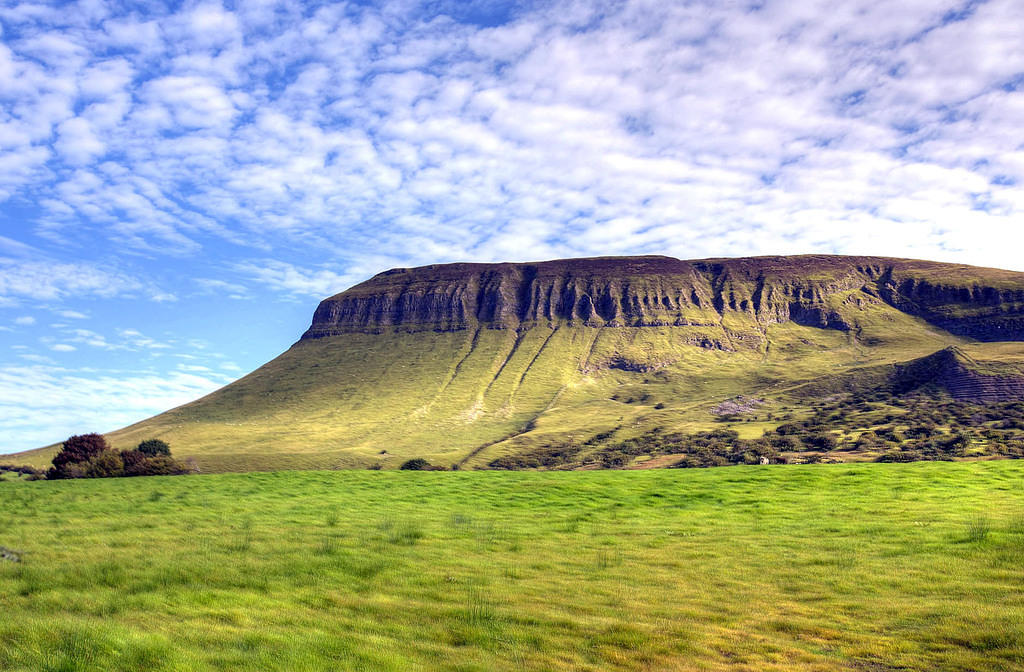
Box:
301, 255, 1024, 341
893, 347, 1024, 403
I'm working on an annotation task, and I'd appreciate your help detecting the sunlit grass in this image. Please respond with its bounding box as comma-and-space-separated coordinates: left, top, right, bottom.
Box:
2, 462, 1023, 670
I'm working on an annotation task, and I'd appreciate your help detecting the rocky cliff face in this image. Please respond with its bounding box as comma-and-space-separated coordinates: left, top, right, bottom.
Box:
302, 255, 1024, 342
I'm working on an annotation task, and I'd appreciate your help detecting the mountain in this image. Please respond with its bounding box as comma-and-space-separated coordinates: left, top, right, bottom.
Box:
11, 254, 1024, 472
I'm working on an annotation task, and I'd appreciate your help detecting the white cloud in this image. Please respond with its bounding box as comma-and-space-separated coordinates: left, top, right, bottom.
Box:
0, 0, 1017, 271
0, 235, 34, 256
69, 328, 111, 349
117, 328, 172, 350
0, 364, 232, 453
18, 353, 54, 364
50, 344, 76, 352
55, 117, 105, 165
14, 316, 35, 326
235, 260, 357, 298
195, 277, 249, 298
142, 75, 237, 129
0, 258, 141, 302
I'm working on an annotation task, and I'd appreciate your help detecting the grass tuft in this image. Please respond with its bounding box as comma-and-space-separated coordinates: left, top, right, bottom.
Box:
966, 514, 992, 543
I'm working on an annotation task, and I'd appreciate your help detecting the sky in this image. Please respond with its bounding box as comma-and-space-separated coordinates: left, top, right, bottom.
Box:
1, 0, 1022, 454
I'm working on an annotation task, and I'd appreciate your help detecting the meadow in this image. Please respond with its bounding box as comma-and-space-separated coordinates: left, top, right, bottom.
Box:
1, 462, 1023, 671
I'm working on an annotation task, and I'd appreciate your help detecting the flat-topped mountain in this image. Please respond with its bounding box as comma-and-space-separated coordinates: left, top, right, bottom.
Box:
304, 255, 1024, 340
10, 254, 1024, 472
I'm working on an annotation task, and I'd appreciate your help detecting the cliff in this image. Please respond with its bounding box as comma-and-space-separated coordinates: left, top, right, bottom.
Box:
302, 255, 1024, 341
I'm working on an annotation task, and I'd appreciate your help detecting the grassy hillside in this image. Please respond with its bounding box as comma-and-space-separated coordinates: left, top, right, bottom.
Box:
2, 463, 1023, 670
11, 311, 966, 472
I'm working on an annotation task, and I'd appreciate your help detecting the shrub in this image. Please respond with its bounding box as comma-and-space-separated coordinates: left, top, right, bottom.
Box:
876, 449, 921, 463
136, 455, 190, 476
85, 450, 125, 478
49, 434, 110, 478
60, 433, 110, 462
400, 458, 431, 471
137, 439, 171, 457
772, 435, 804, 451
806, 432, 838, 450
0, 465, 44, 479
120, 450, 189, 476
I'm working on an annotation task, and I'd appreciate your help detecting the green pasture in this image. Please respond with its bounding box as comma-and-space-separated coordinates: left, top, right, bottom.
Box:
2, 462, 1023, 670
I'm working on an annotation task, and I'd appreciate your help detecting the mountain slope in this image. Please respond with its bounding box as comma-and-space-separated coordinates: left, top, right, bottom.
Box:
11, 254, 1024, 472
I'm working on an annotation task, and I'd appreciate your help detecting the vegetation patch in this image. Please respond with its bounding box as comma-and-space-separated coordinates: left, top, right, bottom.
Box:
46, 434, 192, 480
488, 386, 1024, 470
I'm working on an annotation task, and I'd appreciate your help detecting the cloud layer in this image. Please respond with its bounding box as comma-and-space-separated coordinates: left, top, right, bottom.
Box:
2, 0, 1022, 274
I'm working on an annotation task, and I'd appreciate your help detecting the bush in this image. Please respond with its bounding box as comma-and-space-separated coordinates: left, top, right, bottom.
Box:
120, 449, 148, 475
120, 449, 189, 476
85, 450, 125, 478
136, 455, 190, 476
137, 439, 171, 457
400, 458, 432, 471
876, 449, 922, 463
0, 464, 44, 479
49, 434, 110, 478
771, 435, 804, 451
805, 432, 838, 450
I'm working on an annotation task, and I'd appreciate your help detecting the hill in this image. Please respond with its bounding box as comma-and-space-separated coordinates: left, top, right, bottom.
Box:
9, 254, 1024, 472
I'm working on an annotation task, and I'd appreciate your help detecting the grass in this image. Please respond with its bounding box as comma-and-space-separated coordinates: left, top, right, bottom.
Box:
2, 462, 1024, 670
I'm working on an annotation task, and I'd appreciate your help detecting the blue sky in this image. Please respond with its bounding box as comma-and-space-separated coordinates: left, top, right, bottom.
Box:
1, 0, 1022, 453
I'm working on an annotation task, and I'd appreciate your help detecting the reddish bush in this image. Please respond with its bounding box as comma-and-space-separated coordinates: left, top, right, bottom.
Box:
49, 434, 110, 479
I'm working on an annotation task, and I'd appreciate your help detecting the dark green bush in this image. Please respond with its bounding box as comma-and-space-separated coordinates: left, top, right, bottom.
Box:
137, 439, 171, 457
805, 432, 838, 450
120, 450, 189, 476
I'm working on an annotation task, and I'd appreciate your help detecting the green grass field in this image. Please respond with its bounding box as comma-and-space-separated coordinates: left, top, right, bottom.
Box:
2, 462, 1023, 671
